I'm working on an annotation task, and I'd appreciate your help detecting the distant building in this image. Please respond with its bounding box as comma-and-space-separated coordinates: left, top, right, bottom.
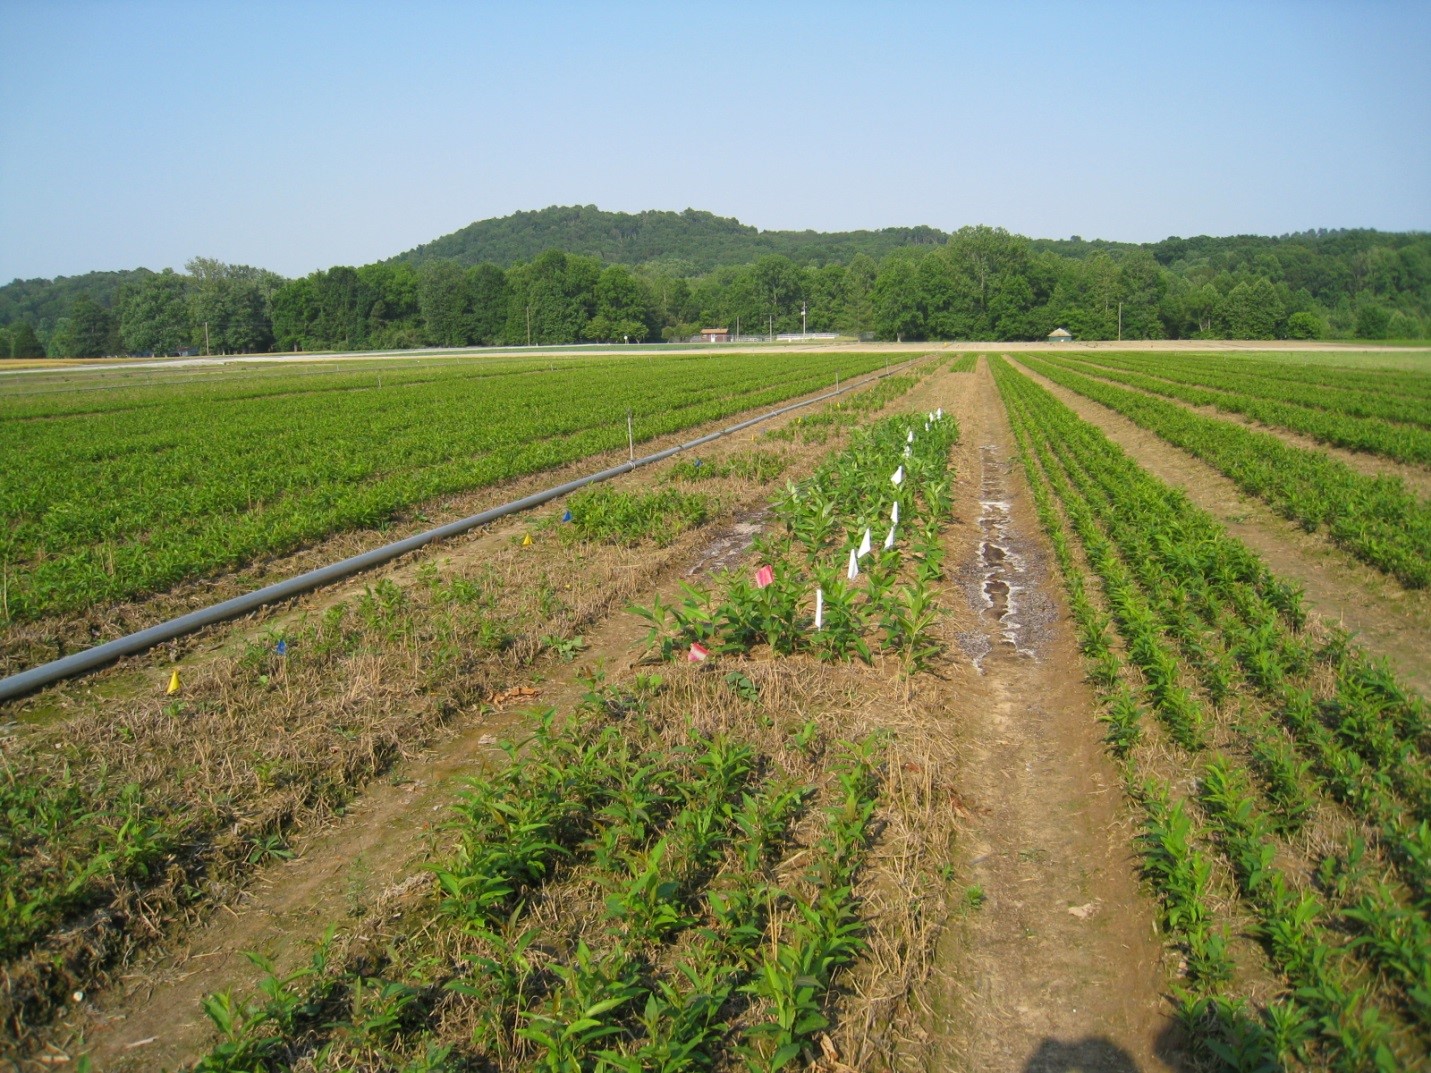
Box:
698, 327, 730, 343
1046, 327, 1074, 343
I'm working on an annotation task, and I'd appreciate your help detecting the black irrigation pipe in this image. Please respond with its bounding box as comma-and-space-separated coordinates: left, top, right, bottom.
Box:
0, 359, 919, 703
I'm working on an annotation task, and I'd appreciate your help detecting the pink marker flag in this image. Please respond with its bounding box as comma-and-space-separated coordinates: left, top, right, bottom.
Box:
688, 642, 710, 662
755, 564, 774, 588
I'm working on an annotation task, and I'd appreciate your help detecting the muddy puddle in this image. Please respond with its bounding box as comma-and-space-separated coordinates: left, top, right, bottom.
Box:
970, 444, 1039, 671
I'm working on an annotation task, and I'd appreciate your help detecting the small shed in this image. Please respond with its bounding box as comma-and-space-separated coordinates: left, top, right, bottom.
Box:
699, 327, 730, 343
1046, 327, 1074, 343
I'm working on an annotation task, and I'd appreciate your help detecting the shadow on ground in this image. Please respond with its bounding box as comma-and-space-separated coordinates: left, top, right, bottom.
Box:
1023, 1023, 1193, 1073
1023, 1037, 1141, 1072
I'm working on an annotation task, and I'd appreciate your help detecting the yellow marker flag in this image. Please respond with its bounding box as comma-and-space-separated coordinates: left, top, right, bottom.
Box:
167, 670, 181, 695
521, 533, 533, 546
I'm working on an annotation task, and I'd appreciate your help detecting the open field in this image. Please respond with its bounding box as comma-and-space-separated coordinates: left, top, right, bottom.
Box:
1, 348, 1428, 1072
0, 350, 896, 625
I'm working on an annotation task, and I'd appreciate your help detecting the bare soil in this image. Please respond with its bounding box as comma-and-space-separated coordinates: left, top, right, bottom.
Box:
1009, 357, 1431, 700
924, 360, 1180, 1072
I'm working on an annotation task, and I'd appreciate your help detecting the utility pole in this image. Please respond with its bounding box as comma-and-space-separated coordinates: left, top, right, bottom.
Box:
526, 304, 532, 347
203, 321, 211, 356
801, 301, 807, 338
1118, 301, 1123, 342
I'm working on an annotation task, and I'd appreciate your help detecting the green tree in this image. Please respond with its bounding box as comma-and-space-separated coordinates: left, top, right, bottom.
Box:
1285, 310, 1327, 340
187, 257, 280, 353
802, 263, 847, 332
357, 262, 421, 347
585, 264, 652, 342
417, 261, 474, 346
749, 255, 805, 334
839, 253, 878, 335
50, 295, 118, 357
7, 321, 45, 358
1355, 302, 1392, 339
468, 263, 508, 344
1221, 278, 1281, 339
503, 250, 600, 345
119, 269, 191, 354
1387, 310, 1423, 339
270, 276, 319, 351
871, 258, 924, 340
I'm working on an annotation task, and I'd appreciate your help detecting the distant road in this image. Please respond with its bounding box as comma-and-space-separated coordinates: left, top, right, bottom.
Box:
1, 338, 1426, 378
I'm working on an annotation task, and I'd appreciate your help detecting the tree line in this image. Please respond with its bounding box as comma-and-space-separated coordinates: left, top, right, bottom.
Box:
2, 225, 1426, 358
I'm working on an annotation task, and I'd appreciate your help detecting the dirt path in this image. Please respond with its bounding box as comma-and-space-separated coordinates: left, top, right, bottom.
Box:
1039, 355, 1431, 501
930, 360, 1179, 1072
1009, 357, 1431, 700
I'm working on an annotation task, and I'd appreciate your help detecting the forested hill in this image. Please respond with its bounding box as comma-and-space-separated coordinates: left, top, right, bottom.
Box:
2, 210, 1426, 357
391, 205, 949, 272
0, 268, 155, 331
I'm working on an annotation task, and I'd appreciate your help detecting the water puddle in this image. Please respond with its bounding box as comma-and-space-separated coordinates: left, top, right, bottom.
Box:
974, 445, 1035, 671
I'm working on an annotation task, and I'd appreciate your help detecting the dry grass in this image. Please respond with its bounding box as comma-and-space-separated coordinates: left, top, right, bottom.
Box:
3, 373, 944, 1060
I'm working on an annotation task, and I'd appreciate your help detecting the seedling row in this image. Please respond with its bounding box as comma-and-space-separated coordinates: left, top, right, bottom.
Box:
167, 399, 964, 1070
0, 376, 941, 1063
1036, 351, 1431, 463
1018, 354, 1431, 588
0, 350, 895, 623
992, 357, 1428, 1070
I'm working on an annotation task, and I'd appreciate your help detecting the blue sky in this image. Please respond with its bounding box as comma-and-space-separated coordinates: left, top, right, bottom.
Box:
1, 1, 1427, 281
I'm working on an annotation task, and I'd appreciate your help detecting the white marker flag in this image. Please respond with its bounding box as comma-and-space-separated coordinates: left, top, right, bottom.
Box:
892, 466, 904, 486
907, 429, 915, 444
903, 444, 912, 458
884, 526, 896, 550
891, 500, 899, 525
858, 528, 872, 558
936, 407, 944, 420
847, 548, 860, 580
814, 587, 824, 628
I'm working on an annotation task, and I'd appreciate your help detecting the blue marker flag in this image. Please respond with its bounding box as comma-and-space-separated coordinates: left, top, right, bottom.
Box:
275, 639, 288, 656
562, 510, 573, 523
